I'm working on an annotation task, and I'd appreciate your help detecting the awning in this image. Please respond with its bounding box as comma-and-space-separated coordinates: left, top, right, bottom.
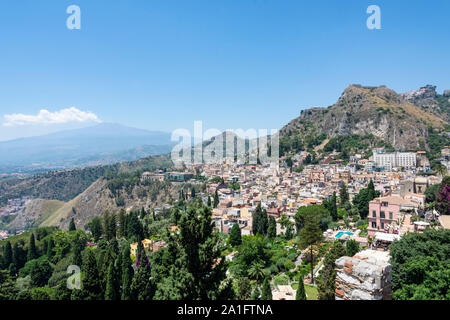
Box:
375, 232, 400, 242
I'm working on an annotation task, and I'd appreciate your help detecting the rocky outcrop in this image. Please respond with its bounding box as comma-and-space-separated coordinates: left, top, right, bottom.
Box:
335, 250, 392, 300
280, 85, 446, 153
402, 85, 438, 107
402, 85, 450, 122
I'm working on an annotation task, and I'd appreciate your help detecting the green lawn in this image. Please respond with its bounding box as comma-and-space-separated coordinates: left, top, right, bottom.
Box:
305, 284, 318, 300
290, 283, 319, 300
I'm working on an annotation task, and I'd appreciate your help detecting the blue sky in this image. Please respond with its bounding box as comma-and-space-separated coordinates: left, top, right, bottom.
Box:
0, 0, 449, 141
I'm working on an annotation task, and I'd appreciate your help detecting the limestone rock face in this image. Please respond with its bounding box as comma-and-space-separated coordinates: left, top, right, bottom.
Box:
335, 250, 392, 300
280, 85, 446, 153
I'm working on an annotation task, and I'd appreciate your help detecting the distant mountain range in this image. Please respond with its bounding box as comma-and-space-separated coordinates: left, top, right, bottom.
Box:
0, 123, 174, 173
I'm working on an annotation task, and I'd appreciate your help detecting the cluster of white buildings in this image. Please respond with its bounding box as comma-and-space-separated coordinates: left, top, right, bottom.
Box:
372, 148, 417, 171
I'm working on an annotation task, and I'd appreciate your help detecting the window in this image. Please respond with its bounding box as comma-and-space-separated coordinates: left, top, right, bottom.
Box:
372, 210, 377, 217
389, 212, 393, 220
381, 222, 385, 229
372, 222, 377, 228
380, 211, 385, 219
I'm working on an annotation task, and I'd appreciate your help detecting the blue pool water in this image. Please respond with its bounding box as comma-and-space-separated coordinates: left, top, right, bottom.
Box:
335, 231, 354, 238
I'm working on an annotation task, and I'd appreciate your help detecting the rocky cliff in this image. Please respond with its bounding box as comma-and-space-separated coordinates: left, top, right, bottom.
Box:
279, 84, 448, 155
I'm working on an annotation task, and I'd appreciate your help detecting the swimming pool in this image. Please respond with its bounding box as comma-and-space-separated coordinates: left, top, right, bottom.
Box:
335, 231, 354, 238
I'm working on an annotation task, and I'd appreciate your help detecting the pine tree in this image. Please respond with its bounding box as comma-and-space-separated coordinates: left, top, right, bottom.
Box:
236, 277, 252, 300
346, 239, 360, 257
229, 223, 242, 246
268, 216, 277, 239
27, 233, 37, 261
69, 218, 76, 231
296, 276, 307, 300
105, 261, 120, 300
81, 249, 103, 300
121, 246, 133, 300
175, 203, 228, 299
261, 278, 272, 300
317, 241, 345, 300
55, 279, 72, 300
298, 209, 323, 285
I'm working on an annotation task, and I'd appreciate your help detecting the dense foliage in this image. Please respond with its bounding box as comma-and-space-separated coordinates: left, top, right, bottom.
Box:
390, 229, 450, 300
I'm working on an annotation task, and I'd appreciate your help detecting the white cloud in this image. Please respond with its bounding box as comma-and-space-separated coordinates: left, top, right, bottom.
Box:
2, 107, 102, 127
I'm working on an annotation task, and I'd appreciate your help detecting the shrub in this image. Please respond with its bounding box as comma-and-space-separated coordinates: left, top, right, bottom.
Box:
274, 275, 289, 286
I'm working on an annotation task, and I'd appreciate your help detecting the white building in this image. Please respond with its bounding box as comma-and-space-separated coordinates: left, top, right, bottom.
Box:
372, 149, 416, 170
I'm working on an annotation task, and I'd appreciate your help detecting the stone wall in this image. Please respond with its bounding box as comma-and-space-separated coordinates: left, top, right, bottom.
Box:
335, 249, 392, 300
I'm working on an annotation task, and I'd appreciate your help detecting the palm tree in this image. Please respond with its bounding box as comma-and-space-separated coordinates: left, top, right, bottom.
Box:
436, 164, 448, 177
248, 261, 265, 283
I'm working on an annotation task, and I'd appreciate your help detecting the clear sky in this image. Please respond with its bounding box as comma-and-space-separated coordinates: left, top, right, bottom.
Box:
0, 0, 449, 141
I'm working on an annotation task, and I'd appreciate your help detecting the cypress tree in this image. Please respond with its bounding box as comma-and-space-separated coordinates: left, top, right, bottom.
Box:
261, 278, 272, 300
339, 182, 349, 207
296, 276, 307, 300
191, 187, 196, 198
140, 207, 147, 220
105, 261, 120, 300
27, 233, 37, 261
2, 241, 13, 269
89, 217, 103, 242
130, 243, 154, 300
207, 196, 212, 207
229, 223, 242, 247
69, 218, 76, 231
12, 243, 26, 270
213, 190, 219, 208
121, 246, 133, 300
118, 209, 126, 238
8, 263, 17, 277
252, 204, 268, 236
268, 216, 277, 239
330, 192, 338, 221
72, 235, 84, 267
81, 250, 103, 300
46, 238, 54, 258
